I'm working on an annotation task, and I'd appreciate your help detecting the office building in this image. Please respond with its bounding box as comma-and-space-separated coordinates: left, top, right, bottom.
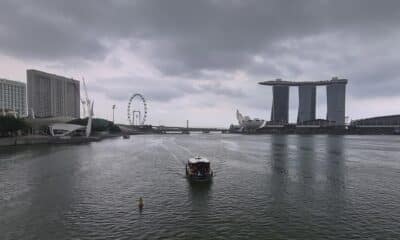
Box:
27, 69, 80, 118
0, 78, 26, 117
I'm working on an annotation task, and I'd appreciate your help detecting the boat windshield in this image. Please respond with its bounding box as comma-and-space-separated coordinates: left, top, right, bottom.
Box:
188, 157, 210, 164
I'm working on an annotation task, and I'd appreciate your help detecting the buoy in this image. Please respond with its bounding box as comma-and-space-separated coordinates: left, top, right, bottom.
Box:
138, 197, 144, 209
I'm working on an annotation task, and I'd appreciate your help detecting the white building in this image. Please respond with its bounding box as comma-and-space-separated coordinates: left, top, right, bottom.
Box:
0, 78, 27, 117
236, 110, 265, 129
27, 69, 80, 118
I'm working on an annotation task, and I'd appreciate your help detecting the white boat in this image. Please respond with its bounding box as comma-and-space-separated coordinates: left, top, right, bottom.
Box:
186, 156, 213, 182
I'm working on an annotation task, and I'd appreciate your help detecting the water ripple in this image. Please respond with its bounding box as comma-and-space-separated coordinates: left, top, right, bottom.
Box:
1, 135, 400, 239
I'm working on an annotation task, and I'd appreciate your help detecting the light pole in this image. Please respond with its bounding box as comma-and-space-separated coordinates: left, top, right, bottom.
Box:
112, 105, 116, 123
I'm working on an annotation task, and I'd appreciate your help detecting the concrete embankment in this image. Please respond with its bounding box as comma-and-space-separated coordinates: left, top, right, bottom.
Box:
0, 135, 104, 147
0, 137, 18, 146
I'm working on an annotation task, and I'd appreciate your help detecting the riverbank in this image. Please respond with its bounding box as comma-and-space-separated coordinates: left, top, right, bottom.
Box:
0, 133, 123, 147
237, 125, 400, 135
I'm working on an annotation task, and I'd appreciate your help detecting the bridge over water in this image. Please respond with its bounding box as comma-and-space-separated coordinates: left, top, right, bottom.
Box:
154, 126, 228, 134
119, 124, 228, 134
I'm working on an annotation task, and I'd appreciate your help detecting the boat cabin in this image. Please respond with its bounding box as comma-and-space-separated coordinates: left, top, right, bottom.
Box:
186, 156, 212, 180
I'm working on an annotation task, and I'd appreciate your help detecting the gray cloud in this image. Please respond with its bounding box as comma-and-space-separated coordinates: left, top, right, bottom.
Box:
0, 1, 109, 60
89, 76, 185, 102
196, 82, 245, 98
2, 0, 400, 67
90, 75, 245, 103
1, 0, 400, 123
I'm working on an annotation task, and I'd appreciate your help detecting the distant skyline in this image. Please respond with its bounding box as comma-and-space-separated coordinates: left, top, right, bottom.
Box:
1, 0, 400, 127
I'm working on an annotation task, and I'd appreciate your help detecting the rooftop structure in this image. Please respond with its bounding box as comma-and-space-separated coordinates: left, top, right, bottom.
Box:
259, 78, 348, 86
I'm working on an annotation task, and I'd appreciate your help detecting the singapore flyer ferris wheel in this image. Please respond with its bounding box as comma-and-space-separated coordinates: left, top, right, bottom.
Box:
127, 93, 147, 125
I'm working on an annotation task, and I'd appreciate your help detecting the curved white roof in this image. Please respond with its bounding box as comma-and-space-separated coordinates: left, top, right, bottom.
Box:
188, 156, 210, 164
50, 123, 85, 132
49, 123, 86, 136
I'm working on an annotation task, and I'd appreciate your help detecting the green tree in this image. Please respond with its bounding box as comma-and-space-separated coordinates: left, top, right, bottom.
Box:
68, 118, 121, 133
0, 116, 30, 137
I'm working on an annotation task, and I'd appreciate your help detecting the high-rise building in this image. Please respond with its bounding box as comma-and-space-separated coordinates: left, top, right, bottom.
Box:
27, 69, 80, 118
297, 85, 316, 124
259, 77, 347, 126
326, 79, 347, 125
271, 85, 289, 124
0, 78, 27, 117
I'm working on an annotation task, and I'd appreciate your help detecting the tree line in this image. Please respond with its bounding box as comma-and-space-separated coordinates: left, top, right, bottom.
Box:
0, 116, 30, 137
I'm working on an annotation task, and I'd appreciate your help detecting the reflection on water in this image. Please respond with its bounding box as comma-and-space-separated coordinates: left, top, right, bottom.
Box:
325, 135, 346, 195
188, 181, 212, 212
324, 135, 347, 234
296, 135, 316, 205
270, 135, 289, 202
1, 134, 400, 239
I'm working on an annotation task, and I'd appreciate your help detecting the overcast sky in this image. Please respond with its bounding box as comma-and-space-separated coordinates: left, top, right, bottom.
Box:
1, 0, 400, 127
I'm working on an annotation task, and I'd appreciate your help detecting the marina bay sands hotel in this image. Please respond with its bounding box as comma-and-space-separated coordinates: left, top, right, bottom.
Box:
258, 77, 348, 126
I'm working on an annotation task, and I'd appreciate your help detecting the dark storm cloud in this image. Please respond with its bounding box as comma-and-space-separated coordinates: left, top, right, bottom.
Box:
128, 0, 400, 76
1, 0, 400, 63
0, 0, 109, 60
1, 0, 400, 101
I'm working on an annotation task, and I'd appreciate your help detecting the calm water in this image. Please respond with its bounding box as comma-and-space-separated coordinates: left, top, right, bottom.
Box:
1, 134, 400, 239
